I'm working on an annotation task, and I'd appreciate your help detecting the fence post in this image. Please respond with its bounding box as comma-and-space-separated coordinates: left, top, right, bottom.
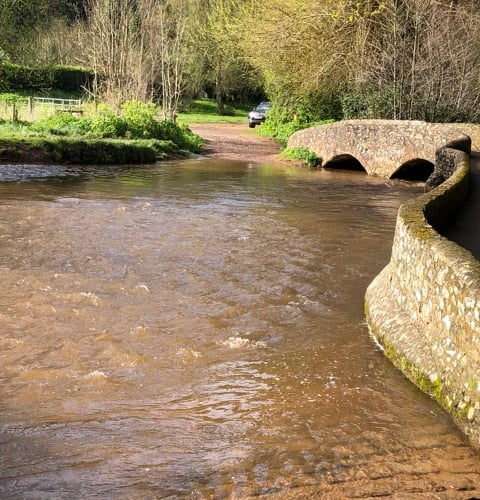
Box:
12, 103, 18, 122
28, 96, 33, 115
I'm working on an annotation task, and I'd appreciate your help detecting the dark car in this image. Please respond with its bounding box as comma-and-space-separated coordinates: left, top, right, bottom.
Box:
248, 101, 271, 128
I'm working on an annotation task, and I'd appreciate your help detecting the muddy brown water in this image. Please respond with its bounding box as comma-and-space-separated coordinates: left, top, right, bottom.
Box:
0, 159, 479, 499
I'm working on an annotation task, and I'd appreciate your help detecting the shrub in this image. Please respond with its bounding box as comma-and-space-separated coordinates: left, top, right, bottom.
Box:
260, 104, 335, 146
121, 100, 160, 139
1, 99, 203, 155
282, 147, 321, 167
50, 66, 94, 92
0, 93, 28, 105
157, 120, 203, 153
120, 100, 203, 152
90, 105, 127, 138
30, 113, 91, 136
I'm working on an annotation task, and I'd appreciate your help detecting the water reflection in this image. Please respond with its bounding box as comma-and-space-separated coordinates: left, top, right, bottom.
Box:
0, 158, 478, 498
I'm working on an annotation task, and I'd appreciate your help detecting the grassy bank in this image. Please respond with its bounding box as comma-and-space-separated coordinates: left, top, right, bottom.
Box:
0, 100, 204, 165
0, 135, 185, 164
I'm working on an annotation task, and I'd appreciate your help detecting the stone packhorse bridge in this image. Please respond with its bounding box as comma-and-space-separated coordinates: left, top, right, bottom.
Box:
287, 119, 476, 179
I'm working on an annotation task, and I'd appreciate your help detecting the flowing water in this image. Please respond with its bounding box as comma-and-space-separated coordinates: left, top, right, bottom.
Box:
0, 159, 478, 499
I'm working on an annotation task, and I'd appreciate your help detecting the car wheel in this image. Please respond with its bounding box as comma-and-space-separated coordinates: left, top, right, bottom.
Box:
249, 123, 255, 128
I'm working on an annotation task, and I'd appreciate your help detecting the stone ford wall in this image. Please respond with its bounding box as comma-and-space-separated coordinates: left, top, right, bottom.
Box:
365, 141, 480, 446
287, 120, 480, 178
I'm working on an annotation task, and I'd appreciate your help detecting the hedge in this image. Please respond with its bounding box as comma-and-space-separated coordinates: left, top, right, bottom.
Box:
0, 64, 94, 92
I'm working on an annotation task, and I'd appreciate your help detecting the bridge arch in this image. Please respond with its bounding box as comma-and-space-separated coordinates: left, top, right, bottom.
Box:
390, 158, 434, 181
323, 154, 367, 173
287, 120, 474, 178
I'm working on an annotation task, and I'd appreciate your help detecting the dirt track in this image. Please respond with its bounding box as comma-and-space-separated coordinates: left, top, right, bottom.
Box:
190, 122, 294, 165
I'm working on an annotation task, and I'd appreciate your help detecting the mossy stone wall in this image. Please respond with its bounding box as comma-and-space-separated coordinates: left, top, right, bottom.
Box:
365, 142, 480, 446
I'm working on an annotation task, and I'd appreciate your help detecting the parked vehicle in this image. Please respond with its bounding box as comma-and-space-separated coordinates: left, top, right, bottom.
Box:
248, 101, 271, 128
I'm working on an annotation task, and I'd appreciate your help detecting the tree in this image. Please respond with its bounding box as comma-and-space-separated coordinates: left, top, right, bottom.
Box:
151, 0, 192, 120
240, 0, 480, 123
190, 0, 262, 114
79, 0, 192, 118
348, 0, 480, 121
0, 0, 52, 63
238, 0, 353, 119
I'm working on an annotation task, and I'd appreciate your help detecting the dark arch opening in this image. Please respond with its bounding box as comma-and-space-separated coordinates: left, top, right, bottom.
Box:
390, 159, 434, 181
323, 154, 367, 173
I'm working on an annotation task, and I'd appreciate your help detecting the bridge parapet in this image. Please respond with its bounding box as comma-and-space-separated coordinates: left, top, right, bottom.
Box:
365, 132, 480, 447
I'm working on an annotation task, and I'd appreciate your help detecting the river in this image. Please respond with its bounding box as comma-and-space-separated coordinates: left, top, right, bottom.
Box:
0, 158, 479, 499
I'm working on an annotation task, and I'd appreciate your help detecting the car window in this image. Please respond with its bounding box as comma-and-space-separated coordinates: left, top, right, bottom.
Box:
256, 102, 271, 111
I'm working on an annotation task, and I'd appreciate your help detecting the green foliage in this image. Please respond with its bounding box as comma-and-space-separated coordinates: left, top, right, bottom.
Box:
259, 103, 335, 146
50, 66, 94, 91
342, 84, 477, 123
0, 100, 203, 155
0, 93, 28, 105
30, 113, 91, 136
0, 135, 179, 165
157, 121, 203, 153
341, 86, 388, 119
44, 138, 159, 164
120, 101, 203, 152
0, 64, 93, 93
121, 101, 160, 139
90, 105, 127, 138
282, 147, 321, 167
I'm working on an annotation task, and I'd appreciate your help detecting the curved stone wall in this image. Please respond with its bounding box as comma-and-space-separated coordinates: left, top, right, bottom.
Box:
287, 119, 478, 178
365, 140, 480, 446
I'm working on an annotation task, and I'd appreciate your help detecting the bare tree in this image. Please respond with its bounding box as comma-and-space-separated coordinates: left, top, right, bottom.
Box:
151, 0, 190, 120
353, 0, 480, 121
79, 0, 191, 119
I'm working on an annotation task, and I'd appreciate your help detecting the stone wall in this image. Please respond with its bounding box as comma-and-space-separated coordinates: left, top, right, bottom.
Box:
288, 120, 480, 178
365, 141, 480, 446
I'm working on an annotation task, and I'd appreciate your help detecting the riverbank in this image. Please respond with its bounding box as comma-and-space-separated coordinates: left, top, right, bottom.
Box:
0, 136, 185, 165
0, 123, 284, 166
0, 104, 202, 165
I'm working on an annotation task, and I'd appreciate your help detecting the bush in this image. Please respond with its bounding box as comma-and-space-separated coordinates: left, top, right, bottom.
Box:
121, 100, 160, 139
341, 84, 480, 122
120, 100, 203, 152
341, 85, 394, 119
157, 120, 203, 153
30, 113, 91, 136
260, 104, 335, 146
90, 105, 127, 138
258, 91, 339, 145
50, 66, 94, 92
282, 147, 321, 167
0, 93, 28, 105
1, 99, 203, 155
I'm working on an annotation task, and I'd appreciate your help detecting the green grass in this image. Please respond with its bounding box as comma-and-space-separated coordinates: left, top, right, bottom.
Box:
0, 111, 196, 164
177, 99, 253, 124
0, 97, 257, 164
0, 134, 183, 164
